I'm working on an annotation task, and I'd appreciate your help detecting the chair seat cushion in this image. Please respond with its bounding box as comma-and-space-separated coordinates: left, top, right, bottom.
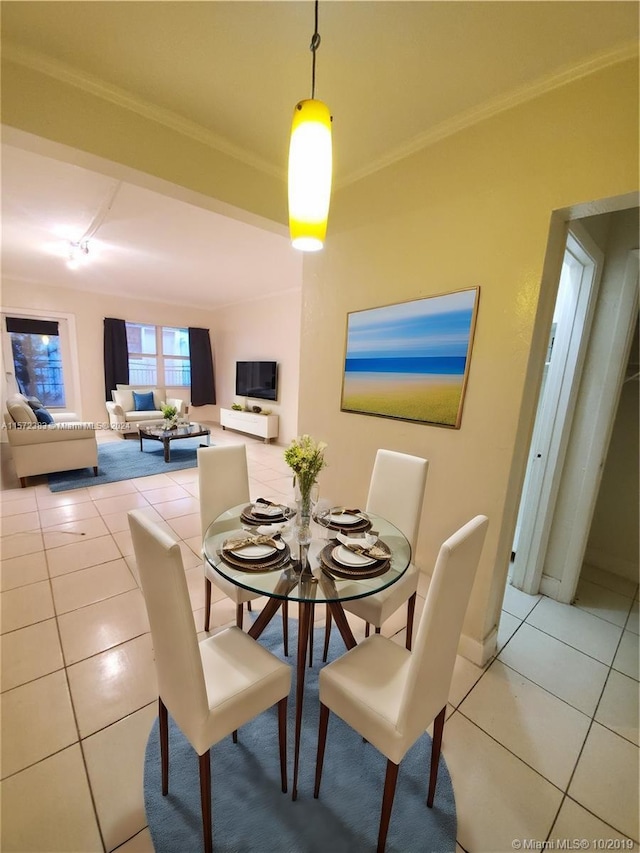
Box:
187, 626, 291, 755
343, 562, 420, 627
124, 410, 163, 422
319, 634, 413, 764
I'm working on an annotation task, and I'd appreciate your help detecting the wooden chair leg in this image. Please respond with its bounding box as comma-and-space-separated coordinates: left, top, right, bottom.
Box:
199, 750, 212, 853
406, 592, 417, 651
232, 730, 238, 743
93, 466, 98, 477
203, 578, 212, 632
19, 477, 26, 488
282, 599, 289, 657
159, 697, 169, 796
235, 603, 243, 628
322, 607, 332, 662
247, 600, 253, 612
278, 696, 288, 793
365, 622, 370, 638
313, 702, 330, 798
374, 626, 381, 635
427, 705, 446, 807
378, 759, 400, 853
308, 602, 315, 668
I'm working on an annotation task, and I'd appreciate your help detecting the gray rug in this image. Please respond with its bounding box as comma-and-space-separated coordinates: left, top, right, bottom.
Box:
144, 618, 457, 853
48, 437, 206, 491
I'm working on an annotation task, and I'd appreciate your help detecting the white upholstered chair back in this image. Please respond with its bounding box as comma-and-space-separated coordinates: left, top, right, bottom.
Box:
399, 515, 489, 743
365, 449, 428, 551
129, 510, 209, 742
198, 445, 250, 537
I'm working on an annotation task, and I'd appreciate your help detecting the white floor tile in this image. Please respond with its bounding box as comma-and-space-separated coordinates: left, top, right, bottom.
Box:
459, 660, 591, 788
498, 622, 609, 715
1, 670, 78, 778
627, 600, 639, 635
0, 745, 103, 852
527, 597, 623, 664
0, 550, 48, 591
502, 581, 541, 619
569, 722, 639, 841
1, 580, 55, 633
595, 669, 639, 746
442, 712, 562, 852
613, 629, 639, 681
112, 827, 154, 852
496, 610, 521, 651
574, 578, 634, 628
83, 702, 156, 851
0, 618, 64, 692
580, 563, 638, 599
551, 797, 639, 851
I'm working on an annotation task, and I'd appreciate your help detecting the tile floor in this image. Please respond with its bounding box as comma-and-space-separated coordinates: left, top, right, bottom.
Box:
1, 426, 638, 852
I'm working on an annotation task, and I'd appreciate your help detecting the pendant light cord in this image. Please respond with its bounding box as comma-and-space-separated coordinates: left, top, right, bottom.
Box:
310, 0, 321, 99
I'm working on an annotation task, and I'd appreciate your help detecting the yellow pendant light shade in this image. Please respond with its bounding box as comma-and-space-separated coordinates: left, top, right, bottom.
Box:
288, 98, 332, 252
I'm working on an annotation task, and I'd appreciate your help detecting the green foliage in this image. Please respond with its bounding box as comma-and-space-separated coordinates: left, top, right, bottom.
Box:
231, 403, 243, 411
161, 403, 178, 419
284, 435, 328, 495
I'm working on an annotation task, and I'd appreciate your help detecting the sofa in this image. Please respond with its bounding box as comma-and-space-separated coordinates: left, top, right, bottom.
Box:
4, 393, 98, 488
105, 385, 187, 434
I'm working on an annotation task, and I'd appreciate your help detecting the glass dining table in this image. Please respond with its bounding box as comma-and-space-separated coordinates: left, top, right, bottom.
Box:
203, 503, 411, 800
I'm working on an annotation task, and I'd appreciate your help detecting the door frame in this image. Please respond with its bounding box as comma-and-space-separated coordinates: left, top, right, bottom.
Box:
511, 222, 604, 595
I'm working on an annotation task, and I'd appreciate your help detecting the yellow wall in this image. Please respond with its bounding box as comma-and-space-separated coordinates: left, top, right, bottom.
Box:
297, 59, 638, 660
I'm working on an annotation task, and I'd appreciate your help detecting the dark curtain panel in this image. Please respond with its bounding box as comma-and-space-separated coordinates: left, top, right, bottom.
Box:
104, 318, 129, 401
6, 318, 59, 336
188, 327, 216, 406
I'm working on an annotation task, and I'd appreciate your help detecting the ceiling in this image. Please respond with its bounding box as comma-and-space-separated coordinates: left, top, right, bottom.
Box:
1, 1, 637, 309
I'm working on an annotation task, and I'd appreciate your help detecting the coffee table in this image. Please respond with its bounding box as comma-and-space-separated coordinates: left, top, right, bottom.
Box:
138, 422, 210, 462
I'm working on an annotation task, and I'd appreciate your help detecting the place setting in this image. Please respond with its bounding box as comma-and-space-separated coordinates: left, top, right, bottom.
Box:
219, 530, 291, 572
314, 503, 372, 534
319, 531, 391, 580
240, 497, 294, 526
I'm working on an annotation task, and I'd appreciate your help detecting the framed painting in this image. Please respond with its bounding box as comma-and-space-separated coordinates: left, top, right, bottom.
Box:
340, 287, 480, 428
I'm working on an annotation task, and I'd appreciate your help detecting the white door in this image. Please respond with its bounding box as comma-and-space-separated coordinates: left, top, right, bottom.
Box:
511, 223, 603, 594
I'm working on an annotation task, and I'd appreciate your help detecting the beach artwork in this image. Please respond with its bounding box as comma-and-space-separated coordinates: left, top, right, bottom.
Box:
341, 288, 479, 428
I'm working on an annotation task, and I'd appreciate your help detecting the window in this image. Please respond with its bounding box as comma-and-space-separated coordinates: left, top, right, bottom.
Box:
126, 323, 191, 387
5, 317, 66, 406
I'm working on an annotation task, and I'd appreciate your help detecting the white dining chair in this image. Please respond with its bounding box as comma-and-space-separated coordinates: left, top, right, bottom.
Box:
199, 444, 289, 651
314, 514, 488, 853
129, 510, 291, 853
323, 449, 428, 659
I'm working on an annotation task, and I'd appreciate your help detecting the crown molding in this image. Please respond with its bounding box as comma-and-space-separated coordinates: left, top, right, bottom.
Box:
338, 41, 639, 189
2, 42, 285, 182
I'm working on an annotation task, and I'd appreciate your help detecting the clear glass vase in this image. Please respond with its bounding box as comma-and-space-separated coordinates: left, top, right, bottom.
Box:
295, 485, 313, 546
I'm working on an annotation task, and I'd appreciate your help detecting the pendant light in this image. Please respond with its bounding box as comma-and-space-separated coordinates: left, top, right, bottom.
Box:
288, 0, 332, 252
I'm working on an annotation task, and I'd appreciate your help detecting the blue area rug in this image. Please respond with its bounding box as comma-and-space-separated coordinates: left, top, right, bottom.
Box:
144, 618, 457, 853
48, 437, 206, 492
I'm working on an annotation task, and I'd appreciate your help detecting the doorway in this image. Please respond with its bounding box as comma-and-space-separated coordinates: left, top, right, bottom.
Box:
510, 209, 639, 603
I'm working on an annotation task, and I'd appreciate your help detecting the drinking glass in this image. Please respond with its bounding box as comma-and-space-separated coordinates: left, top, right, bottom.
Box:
315, 498, 333, 539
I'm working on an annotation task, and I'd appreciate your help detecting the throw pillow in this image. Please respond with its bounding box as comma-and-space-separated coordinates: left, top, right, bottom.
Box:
132, 390, 156, 412
33, 407, 54, 424
26, 396, 45, 411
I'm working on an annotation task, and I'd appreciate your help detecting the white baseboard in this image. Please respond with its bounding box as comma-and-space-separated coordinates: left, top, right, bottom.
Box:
584, 547, 639, 583
540, 574, 561, 599
458, 625, 497, 667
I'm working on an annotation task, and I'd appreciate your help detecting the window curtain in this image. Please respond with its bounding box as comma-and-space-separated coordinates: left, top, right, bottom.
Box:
188, 327, 216, 406
104, 318, 129, 401
5, 318, 59, 336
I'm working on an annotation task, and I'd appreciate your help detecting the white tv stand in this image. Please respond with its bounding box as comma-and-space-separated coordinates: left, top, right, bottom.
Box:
219, 408, 279, 444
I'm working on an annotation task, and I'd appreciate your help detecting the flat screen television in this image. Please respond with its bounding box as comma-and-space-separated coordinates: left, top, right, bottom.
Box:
235, 361, 278, 401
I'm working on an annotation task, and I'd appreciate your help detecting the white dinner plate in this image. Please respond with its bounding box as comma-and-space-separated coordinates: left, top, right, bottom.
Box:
329, 511, 362, 526
332, 545, 375, 568
252, 504, 284, 518
230, 543, 277, 560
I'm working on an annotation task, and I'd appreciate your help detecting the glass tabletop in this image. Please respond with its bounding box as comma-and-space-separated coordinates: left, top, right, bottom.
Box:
203, 503, 412, 605
139, 422, 209, 437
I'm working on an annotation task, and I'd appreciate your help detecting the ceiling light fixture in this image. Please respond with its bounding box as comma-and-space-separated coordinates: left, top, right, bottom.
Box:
65, 181, 121, 270
287, 0, 332, 252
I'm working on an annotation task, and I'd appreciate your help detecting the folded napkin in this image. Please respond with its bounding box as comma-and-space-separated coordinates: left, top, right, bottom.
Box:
224, 533, 281, 552
252, 499, 285, 517
336, 532, 387, 560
